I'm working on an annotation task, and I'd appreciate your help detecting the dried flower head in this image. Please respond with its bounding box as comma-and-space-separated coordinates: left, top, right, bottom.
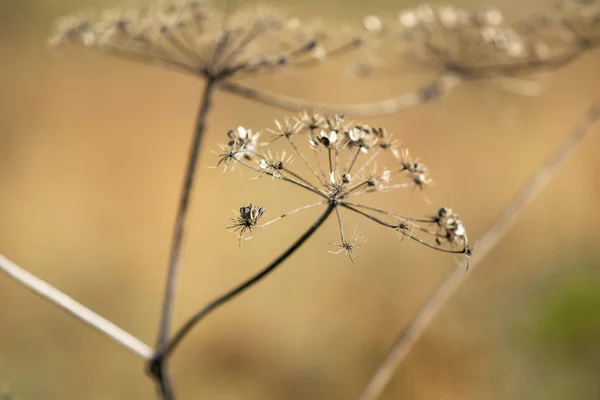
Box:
49, 0, 362, 81
356, 4, 585, 79
228, 203, 265, 243
216, 126, 261, 172
329, 229, 367, 264
218, 112, 471, 262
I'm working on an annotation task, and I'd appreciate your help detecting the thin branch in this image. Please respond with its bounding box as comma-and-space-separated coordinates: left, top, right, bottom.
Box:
341, 203, 466, 255
235, 158, 328, 198
0, 254, 152, 360
258, 201, 327, 228
149, 204, 335, 367
152, 78, 217, 400
355, 97, 600, 400
218, 73, 462, 117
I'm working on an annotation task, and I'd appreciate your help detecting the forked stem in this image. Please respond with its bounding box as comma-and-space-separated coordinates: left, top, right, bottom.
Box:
355, 98, 600, 400
149, 204, 335, 369
151, 78, 217, 399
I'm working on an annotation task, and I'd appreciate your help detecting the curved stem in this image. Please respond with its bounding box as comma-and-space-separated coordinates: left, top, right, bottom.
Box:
151, 204, 335, 364
355, 98, 600, 400
218, 74, 462, 117
150, 78, 217, 399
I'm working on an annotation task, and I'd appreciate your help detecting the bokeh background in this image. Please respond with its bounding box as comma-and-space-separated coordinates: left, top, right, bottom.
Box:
1, 0, 599, 399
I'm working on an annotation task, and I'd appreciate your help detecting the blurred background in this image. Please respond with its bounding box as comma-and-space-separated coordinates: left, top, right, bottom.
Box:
1, 0, 599, 399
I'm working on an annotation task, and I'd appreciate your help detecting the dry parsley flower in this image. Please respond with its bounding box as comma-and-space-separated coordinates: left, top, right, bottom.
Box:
217, 112, 471, 262
329, 228, 367, 264
228, 203, 265, 244
49, 0, 361, 81
357, 4, 580, 79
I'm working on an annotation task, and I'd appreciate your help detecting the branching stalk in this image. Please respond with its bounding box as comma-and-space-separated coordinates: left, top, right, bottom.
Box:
149, 204, 335, 367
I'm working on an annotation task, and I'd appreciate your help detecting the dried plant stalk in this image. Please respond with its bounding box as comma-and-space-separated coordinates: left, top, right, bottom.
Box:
0, 254, 153, 360
356, 96, 600, 400
151, 113, 471, 381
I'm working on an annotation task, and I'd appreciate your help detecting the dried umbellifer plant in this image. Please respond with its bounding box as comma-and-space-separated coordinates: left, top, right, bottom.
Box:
48, 1, 362, 393
356, 3, 600, 99
217, 113, 470, 258
149, 112, 471, 374
0, 2, 598, 400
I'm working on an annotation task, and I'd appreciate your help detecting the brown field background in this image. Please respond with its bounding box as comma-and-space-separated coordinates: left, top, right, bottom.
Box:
1, 0, 600, 399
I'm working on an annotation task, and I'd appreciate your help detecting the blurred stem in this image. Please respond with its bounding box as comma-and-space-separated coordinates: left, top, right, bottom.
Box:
218, 74, 462, 117
151, 78, 217, 399
0, 254, 153, 360
356, 98, 600, 400
149, 204, 335, 367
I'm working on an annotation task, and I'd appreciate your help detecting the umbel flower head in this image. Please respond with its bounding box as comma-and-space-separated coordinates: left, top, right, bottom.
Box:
49, 0, 361, 81
217, 112, 471, 263
357, 4, 581, 79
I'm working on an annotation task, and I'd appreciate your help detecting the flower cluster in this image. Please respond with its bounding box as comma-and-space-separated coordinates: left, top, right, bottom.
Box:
357, 3, 593, 79
228, 204, 265, 245
49, 0, 361, 80
217, 112, 471, 262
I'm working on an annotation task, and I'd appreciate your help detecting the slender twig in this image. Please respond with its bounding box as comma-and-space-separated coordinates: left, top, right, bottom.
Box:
356, 97, 600, 400
218, 73, 462, 117
149, 204, 335, 367
0, 254, 152, 360
151, 78, 217, 399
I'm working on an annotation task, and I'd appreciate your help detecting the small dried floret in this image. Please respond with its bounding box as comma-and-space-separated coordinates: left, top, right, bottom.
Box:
329, 230, 367, 263
227, 126, 259, 160
360, 163, 392, 191
325, 114, 348, 132
216, 126, 260, 171
325, 171, 352, 199
299, 111, 328, 132
310, 129, 339, 149
433, 207, 469, 249
228, 203, 265, 243
372, 127, 399, 150
393, 148, 432, 189
269, 117, 304, 140
345, 125, 377, 153
259, 151, 294, 178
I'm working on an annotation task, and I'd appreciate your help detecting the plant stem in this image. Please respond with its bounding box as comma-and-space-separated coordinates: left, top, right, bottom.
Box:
355, 98, 600, 400
0, 254, 152, 360
218, 74, 462, 117
150, 78, 217, 399
150, 204, 335, 365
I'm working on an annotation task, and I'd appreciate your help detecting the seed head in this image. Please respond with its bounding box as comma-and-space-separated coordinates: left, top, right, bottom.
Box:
356, 4, 583, 79
329, 230, 367, 264
50, 0, 362, 80
228, 203, 265, 243
216, 111, 472, 262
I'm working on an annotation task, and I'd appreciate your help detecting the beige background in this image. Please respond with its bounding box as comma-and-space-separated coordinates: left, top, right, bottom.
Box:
1, 0, 599, 399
